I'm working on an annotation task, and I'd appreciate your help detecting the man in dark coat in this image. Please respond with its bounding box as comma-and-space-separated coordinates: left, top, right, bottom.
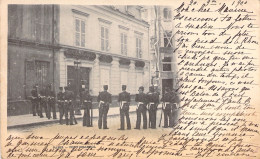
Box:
134, 86, 147, 129
31, 84, 39, 116
64, 86, 77, 125
97, 85, 112, 129
160, 87, 173, 128
46, 84, 56, 119
57, 87, 65, 124
146, 86, 159, 129
81, 88, 92, 127
39, 86, 48, 118
171, 88, 181, 127
118, 85, 131, 130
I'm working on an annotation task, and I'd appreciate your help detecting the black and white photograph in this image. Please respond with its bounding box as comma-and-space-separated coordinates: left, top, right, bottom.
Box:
1, 1, 260, 159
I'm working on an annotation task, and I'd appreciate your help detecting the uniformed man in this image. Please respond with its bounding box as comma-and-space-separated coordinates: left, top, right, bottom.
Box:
64, 86, 77, 125
31, 84, 39, 116
171, 88, 181, 127
134, 86, 147, 130
39, 86, 48, 118
146, 86, 159, 129
160, 87, 173, 128
57, 87, 65, 124
46, 84, 57, 119
118, 85, 131, 130
97, 85, 112, 129
81, 88, 92, 127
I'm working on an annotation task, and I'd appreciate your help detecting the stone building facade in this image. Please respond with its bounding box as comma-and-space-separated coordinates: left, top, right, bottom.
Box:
57, 5, 150, 96
7, 5, 150, 115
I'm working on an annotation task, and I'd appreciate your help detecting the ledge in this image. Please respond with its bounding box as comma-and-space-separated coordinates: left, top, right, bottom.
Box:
118, 25, 129, 31
72, 9, 89, 17
98, 18, 112, 24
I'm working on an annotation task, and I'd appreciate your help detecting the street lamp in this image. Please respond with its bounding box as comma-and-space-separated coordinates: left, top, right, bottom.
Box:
74, 58, 82, 115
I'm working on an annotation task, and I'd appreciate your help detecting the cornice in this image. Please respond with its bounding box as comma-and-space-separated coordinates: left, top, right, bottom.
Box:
98, 18, 112, 25
94, 6, 149, 28
72, 9, 89, 17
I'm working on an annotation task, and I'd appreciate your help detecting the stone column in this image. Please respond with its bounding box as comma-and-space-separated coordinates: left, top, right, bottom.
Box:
129, 61, 136, 94
59, 49, 66, 87
92, 57, 100, 96
111, 58, 120, 95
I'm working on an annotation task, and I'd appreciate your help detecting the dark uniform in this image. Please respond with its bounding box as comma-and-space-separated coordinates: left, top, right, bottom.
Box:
39, 87, 48, 118
171, 90, 181, 127
118, 85, 131, 130
46, 85, 56, 119
64, 87, 77, 125
97, 85, 112, 129
147, 86, 159, 129
161, 88, 173, 128
135, 86, 147, 129
81, 89, 92, 127
31, 85, 40, 116
57, 87, 66, 124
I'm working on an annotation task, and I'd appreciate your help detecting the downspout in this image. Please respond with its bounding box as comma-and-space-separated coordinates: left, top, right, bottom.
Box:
52, 5, 55, 92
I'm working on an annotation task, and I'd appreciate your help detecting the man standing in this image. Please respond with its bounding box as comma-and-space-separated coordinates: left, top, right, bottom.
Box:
39, 86, 48, 118
160, 87, 173, 128
31, 84, 39, 116
57, 87, 65, 124
97, 85, 111, 129
118, 85, 131, 130
46, 84, 57, 119
81, 88, 92, 127
171, 88, 181, 127
64, 86, 77, 125
146, 86, 159, 129
135, 86, 147, 130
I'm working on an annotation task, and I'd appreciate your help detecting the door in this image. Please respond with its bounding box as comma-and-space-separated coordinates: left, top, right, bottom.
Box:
162, 79, 173, 95
67, 66, 90, 95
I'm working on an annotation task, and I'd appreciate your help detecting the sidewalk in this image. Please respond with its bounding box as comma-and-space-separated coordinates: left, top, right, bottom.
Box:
7, 104, 162, 129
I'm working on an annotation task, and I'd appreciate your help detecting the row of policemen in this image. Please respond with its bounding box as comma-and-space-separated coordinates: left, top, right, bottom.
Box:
31, 84, 56, 119
31, 84, 180, 129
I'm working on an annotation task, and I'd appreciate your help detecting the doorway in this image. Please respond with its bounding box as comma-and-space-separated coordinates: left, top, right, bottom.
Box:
67, 66, 90, 95
162, 79, 173, 95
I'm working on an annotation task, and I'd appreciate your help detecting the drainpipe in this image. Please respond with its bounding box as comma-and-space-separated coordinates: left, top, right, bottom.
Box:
52, 5, 55, 92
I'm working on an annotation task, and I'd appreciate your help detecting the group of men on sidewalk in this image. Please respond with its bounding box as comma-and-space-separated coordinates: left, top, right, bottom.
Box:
31, 84, 180, 129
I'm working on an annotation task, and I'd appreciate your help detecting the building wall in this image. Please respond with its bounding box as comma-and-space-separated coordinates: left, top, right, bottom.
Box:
7, 5, 59, 115
58, 5, 150, 96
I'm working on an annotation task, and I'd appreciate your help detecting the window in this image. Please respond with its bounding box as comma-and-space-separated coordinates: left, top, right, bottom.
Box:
162, 56, 172, 72
121, 33, 127, 55
35, 61, 50, 88
164, 34, 173, 47
136, 38, 142, 58
101, 26, 109, 51
163, 8, 172, 20
75, 18, 86, 47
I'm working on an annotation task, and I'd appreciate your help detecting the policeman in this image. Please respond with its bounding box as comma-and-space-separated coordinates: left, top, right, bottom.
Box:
171, 88, 181, 127
81, 88, 92, 127
146, 86, 159, 129
64, 86, 77, 125
97, 85, 112, 129
160, 87, 173, 128
57, 87, 65, 124
46, 84, 57, 119
118, 85, 131, 130
134, 86, 147, 130
39, 86, 48, 118
31, 84, 39, 116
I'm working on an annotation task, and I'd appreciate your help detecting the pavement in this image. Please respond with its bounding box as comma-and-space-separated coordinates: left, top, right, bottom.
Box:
7, 104, 162, 129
